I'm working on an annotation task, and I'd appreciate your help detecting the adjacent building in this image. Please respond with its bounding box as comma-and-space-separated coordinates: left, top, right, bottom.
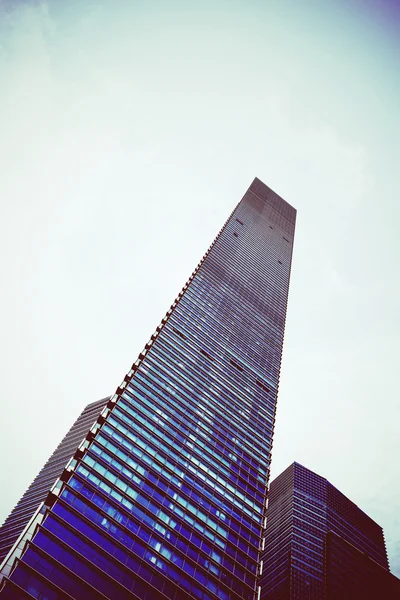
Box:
261, 462, 399, 599
326, 530, 400, 599
0, 398, 109, 567
0, 178, 296, 599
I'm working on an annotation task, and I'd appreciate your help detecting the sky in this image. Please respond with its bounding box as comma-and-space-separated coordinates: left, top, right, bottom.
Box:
0, 0, 399, 577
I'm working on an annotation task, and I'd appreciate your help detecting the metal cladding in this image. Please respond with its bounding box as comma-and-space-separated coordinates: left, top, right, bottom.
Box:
0, 178, 296, 600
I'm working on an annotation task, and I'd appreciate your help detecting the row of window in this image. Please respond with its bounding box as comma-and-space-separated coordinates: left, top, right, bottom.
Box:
57, 485, 252, 594
158, 324, 277, 427
172, 295, 283, 379
131, 363, 269, 477
193, 268, 285, 349
58, 470, 253, 599
124, 379, 264, 513
161, 319, 278, 416
183, 276, 287, 346
168, 301, 282, 399
207, 233, 291, 294
75, 457, 258, 572
104, 406, 262, 538
170, 304, 280, 387
91, 427, 260, 556
113, 394, 264, 503
196, 248, 288, 317
144, 336, 275, 450
80, 449, 254, 571
121, 375, 268, 490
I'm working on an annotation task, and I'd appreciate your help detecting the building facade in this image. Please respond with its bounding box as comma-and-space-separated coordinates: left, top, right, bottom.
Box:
260, 462, 394, 599
326, 531, 400, 599
0, 398, 109, 567
0, 178, 296, 600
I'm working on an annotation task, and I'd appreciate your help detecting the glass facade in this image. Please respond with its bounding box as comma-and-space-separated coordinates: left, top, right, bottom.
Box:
260, 462, 391, 599
0, 178, 296, 600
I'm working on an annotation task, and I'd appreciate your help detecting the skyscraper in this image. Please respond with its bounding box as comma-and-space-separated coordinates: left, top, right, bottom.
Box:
261, 462, 398, 599
0, 178, 296, 600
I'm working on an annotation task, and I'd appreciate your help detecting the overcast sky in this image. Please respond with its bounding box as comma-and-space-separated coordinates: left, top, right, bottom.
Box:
0, 0, 399, 576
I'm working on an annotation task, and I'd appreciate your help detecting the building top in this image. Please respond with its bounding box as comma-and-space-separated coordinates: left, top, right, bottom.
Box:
292, 461, 384, 534
272, 461, 384, 532
249, 177, 297, 225
269, 461, 388, 569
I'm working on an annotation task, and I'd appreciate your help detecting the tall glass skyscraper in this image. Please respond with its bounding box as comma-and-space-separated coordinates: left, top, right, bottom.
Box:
0, 178, 296, 600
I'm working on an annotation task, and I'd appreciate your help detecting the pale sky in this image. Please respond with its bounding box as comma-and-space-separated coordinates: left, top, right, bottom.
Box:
0, 0, 399, 576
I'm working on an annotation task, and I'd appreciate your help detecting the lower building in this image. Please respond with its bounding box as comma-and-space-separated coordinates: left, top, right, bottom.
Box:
0, 398, 108, 575
260, 462, 398, 599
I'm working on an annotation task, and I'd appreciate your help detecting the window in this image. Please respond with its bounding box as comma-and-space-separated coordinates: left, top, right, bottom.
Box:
230, 359, 243, 373
172, 327, 187, 340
